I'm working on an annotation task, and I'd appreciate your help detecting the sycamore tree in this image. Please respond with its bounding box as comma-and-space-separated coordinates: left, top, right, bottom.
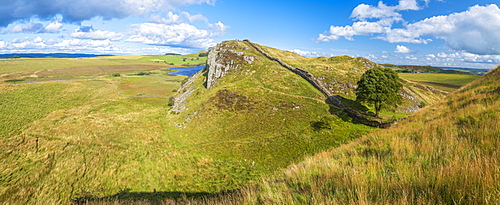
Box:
355, 67, 403, 117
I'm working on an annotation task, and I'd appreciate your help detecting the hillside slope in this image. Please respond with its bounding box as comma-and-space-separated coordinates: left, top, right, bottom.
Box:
171, 40, 374, 172
207, 65, 500, 204
256, 42, 447, 116
0, 41, 377, 204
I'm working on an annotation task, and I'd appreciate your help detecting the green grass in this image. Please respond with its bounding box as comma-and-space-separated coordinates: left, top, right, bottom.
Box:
398, 73, 480, 92
2, 41, 480, 204
0, 57, 152, 75
167, 68, 500, 205
0, 44, 374, 204
139, 54, 207, 65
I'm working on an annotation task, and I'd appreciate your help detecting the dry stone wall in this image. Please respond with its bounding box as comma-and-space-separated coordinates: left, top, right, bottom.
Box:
244, 39, 392, 128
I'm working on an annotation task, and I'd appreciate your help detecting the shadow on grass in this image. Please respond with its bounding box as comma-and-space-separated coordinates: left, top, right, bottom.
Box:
325, 96, 394, 128
73, 189, 238, 205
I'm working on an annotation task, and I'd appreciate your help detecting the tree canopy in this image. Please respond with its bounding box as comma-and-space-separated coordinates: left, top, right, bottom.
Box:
356, 67, 403, 117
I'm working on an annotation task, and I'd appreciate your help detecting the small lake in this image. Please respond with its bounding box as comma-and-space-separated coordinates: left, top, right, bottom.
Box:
169, 65, 206, 76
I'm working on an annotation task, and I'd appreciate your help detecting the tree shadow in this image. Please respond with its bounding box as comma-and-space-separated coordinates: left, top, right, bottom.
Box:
325, 96, 393, 128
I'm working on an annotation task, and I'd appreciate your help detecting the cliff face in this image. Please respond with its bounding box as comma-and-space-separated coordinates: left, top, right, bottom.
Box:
206, 42, 256, 89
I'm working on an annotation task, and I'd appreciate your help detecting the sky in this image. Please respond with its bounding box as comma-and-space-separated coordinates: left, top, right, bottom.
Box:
0, 0, 499, 69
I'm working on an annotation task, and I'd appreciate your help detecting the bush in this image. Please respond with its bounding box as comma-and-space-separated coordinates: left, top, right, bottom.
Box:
168, 97, 175, 106
136, 71, 151, 76
112, 73, 121, 77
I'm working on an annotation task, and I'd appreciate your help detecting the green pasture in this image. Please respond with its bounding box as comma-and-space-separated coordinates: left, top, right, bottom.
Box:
398, 73, 480, 92
139, 55, 207, 65
0, 57, 152, 75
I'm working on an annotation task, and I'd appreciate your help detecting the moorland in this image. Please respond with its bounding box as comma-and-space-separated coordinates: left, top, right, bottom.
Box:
0, 40, 495, 204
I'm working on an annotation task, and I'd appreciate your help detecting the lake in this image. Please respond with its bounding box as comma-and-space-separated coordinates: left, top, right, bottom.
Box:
169, 65, 205, 76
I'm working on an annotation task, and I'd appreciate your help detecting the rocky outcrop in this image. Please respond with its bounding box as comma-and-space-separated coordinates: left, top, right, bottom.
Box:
206, 41, 256, 89
172, 71, 201, 113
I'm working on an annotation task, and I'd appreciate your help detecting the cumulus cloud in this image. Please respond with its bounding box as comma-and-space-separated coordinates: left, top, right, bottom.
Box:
319, 2, 500, 55
350, 0, 419, 21
384, 4, 500, 55
148, 12, 182, 24
0, 0, 216, 27
9, 21, 63, 33
318, 21, 387, 41
126, 22, 226, 48
0, 36, 118, 53
290, 49, 322, 57
70, 26, 124, 41
148, 11, 209, 24
319, 0, 420, 42
435, 51, 500, 64
0, 36, 196, 54
395, 45, 413, 53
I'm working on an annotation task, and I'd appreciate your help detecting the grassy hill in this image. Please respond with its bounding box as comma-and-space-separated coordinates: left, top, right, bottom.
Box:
182, 65, 500, 204
256, 43, 448, 118
0, 41, 374, 204
0, 40, 482, 204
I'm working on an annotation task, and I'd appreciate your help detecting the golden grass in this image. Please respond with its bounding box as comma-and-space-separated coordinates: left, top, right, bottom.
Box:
163, 66, 500, 204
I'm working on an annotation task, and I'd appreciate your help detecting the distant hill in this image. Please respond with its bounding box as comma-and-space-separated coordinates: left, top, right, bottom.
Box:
439, 66, 491, 75
0, 53, 113, 59
381, 63, 477, 75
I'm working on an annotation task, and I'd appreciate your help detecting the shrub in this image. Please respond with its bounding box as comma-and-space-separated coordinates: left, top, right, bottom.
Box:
168, 97, 175, 106
136, 71, 151, 75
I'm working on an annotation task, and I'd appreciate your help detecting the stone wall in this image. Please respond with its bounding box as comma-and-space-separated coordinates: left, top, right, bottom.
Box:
244, 39, 392, 128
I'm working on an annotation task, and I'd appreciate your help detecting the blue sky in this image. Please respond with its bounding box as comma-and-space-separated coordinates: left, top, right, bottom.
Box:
0, 0, 499, 68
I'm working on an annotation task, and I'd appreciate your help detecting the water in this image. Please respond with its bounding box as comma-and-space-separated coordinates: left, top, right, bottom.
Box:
169, 65, 205, 76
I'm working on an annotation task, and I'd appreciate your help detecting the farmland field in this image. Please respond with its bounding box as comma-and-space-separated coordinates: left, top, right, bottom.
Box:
398, 73, 481, 92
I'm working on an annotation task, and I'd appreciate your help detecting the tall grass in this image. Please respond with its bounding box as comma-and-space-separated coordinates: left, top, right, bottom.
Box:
160, 66, 500, 204
0, 43, 373, 204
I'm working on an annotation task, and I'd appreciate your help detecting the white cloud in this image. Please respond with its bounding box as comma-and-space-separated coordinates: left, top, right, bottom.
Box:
148, 12, 182, 24
320, 0, 419, 42
0, 0, 216, 27
71, 28, 124, 41
350, 0, 420, 21
149, 11, 209, 25
319, 3, 500, 55
45, 21, 64, 32
434, 51, 500, 64
290, 49, 322, 57
350, 0, 419, 21
126, 22, 226, 48
367, 54, 377, 60
395, 45, 412, 53
7, 20, 63, 33
0, 41, 6, 48
182, 12, 209, 23
318, 21, 388, 41
0, 35, 201, 55
381, 4, 500, 55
